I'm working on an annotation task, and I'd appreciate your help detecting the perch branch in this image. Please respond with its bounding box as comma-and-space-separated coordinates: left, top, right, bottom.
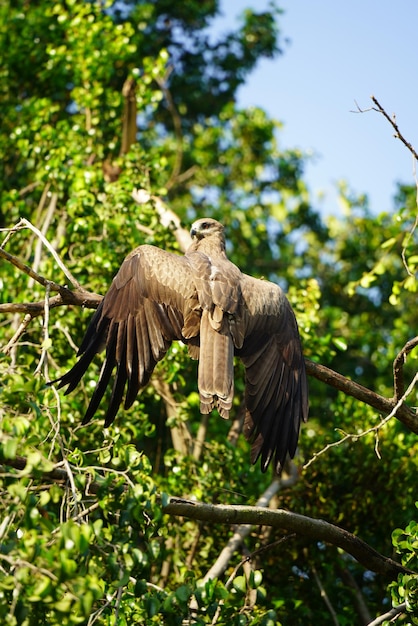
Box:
1, 212, 417, 431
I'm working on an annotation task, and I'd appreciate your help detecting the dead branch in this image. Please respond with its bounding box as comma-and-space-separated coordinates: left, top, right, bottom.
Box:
370, 96, 418, 161
0, 453, 412, 579
1, 218, 82, 289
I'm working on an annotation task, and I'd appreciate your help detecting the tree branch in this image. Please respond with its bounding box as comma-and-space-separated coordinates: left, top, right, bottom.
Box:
201, 471, 298, 583
366, 602, 407, 626
131, 188, 192, 252
393, 336, 418, 402
163, 498, 411, 579
1, 218, 82, 289
370, 96, 418, 161
305, 359, 418, 433
0, 454, 412, 579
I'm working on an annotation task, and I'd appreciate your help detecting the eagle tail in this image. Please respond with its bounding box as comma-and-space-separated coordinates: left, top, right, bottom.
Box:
198, 310, 234, 418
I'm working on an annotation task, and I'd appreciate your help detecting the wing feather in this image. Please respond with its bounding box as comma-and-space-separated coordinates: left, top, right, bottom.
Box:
55, 245, 199, 425
238, 274, 309, 473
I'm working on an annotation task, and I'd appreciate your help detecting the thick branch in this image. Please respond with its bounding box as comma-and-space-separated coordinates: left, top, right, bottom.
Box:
1, 454, 412, 579
306, 359, 418, 433
164, 498, 410, 578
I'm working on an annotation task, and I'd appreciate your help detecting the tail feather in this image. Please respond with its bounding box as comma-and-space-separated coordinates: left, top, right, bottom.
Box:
198, 310, 234, 418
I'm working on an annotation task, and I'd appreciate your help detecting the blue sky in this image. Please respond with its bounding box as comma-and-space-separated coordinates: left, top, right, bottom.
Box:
214, 1, 418, 215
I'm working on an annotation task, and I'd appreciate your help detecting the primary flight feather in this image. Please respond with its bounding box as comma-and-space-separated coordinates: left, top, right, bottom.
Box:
55, 218, 308, 473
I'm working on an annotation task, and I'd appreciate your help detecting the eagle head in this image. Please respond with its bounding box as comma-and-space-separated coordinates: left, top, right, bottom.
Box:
190, 218, 224, 240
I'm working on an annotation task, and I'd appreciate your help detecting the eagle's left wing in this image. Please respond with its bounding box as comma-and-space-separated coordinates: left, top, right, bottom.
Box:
237, 274, 309, 473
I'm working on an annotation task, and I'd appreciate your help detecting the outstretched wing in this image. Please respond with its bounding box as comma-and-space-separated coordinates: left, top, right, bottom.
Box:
55, 245, 200, 426
237, 275, 309, 473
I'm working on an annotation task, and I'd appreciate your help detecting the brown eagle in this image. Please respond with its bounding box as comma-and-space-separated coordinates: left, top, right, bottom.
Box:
55, 218, 308, 473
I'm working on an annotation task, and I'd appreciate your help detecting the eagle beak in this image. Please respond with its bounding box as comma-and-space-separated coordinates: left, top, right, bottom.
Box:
190, 226, 199, 239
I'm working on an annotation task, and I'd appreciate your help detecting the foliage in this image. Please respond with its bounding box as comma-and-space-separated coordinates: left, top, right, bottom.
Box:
390, 510, 418, 624
1, 0, 417, 624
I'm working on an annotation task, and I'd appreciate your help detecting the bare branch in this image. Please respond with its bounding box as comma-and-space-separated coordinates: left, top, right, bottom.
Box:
0, 244, 65, 293
1, 313, 34, 355
33, 281, 51, 376
354, 96, 418, 276
370, 96, 418, 161
1, 218, 82, 289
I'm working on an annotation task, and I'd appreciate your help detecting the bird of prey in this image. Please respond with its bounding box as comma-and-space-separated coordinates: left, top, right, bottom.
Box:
55, 218, 308, 473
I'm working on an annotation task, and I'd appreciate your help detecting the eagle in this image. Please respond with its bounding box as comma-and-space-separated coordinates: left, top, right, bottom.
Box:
55, 218, 308, 473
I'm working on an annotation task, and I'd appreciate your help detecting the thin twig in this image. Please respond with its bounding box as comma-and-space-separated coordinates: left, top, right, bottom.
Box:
310, 559, 340, 626
19, 218, 82, 288
1, 313, 34, 356
28, 189, 57, 287
33, 282, 51, 376
370, 95, 418, 160
354, 96, 418, 276
1, 219, 82, 289
0, 245, 65, 292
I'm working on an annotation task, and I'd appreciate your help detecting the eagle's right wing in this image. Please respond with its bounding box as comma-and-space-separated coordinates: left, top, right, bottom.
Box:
54, 245, 200, 426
